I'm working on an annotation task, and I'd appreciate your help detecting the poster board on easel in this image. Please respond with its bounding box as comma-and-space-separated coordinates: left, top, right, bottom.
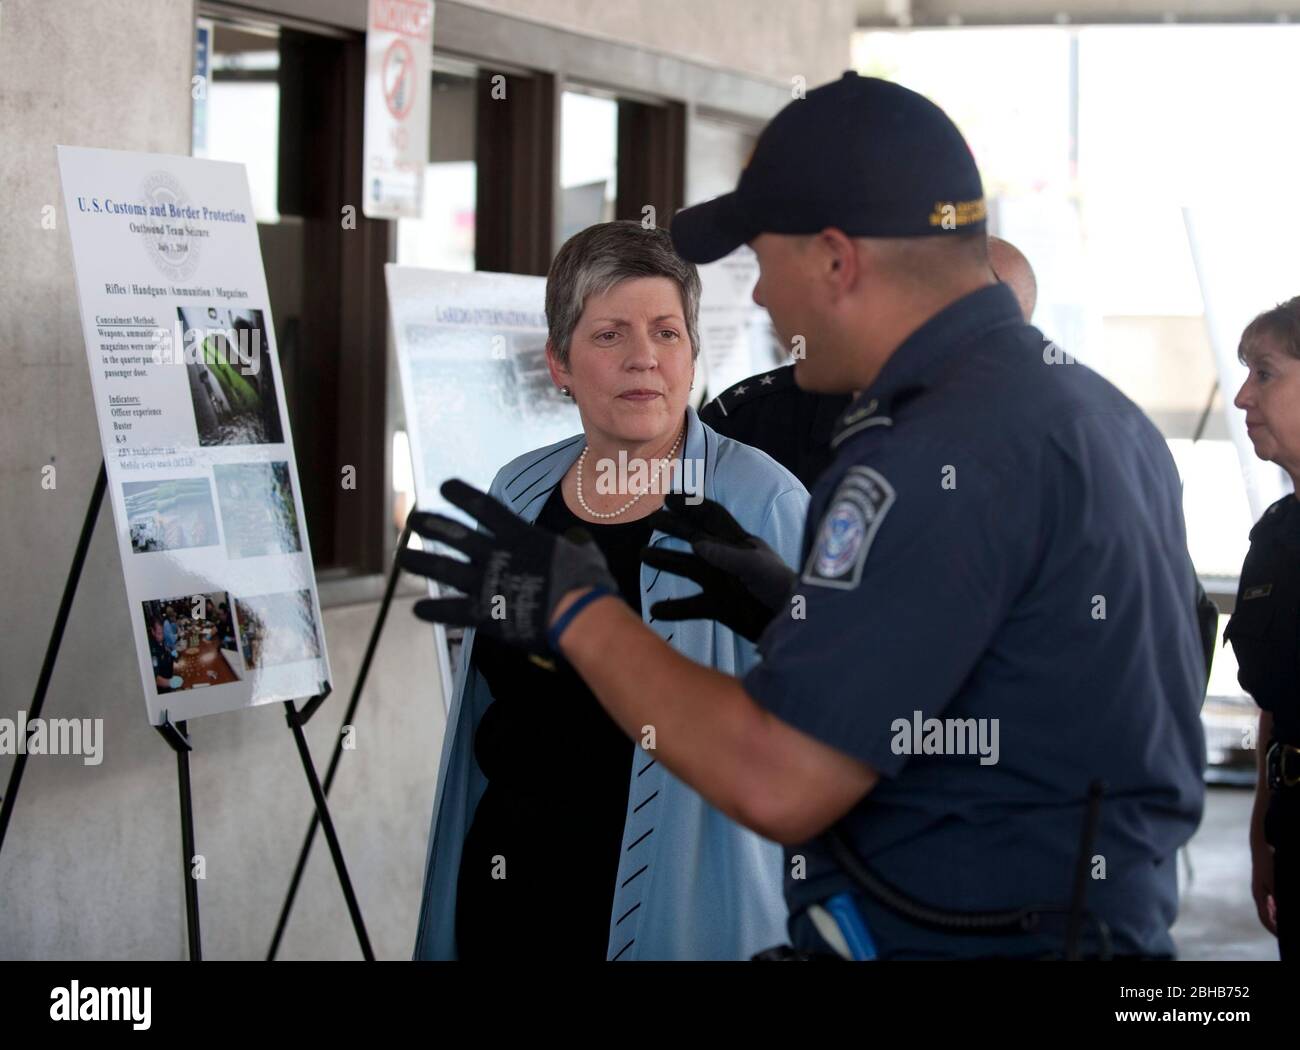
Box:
386, 264, 581, 710
57, 145, 332, 725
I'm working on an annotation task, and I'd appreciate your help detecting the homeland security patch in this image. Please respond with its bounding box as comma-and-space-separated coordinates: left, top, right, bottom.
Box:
801, 466, 895, 590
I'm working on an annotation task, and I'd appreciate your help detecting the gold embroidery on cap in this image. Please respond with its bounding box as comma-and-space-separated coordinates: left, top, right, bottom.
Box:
928, 198, 987, 229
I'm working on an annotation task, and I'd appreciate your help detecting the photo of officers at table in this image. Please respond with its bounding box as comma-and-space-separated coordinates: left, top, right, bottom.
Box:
140, 592, 241, 694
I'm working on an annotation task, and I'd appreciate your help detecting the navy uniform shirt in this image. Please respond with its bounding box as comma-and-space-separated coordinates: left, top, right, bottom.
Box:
742, 283, 1207, 959
699, 366, 851, 490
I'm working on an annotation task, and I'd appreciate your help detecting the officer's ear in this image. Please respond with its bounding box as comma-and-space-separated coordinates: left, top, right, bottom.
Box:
816, 228, 860, 296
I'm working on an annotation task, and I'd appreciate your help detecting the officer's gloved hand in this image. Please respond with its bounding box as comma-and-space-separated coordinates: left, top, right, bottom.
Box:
400, 479, 618, 654
641, 494, 796, 643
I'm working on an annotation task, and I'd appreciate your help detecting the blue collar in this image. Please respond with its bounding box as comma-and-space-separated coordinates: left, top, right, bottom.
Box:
832, 282, 1023, 444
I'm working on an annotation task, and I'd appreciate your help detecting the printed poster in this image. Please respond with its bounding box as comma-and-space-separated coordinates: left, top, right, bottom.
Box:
57, 145, 331, 725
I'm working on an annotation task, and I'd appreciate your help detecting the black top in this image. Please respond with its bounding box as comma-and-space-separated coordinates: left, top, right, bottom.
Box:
698, 365, 851, 490
455, 484, 654, 960
1226, 493, 1300, 846
1226, 494, 1300, 740
1222, 493, 1294, 722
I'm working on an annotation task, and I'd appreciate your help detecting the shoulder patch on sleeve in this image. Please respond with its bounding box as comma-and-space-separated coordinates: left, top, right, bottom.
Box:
801, 466, 895, 590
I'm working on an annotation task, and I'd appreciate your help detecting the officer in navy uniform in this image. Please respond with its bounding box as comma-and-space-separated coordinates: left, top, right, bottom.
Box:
1223, 296, 1300, 961
667, 73, 1205, 959
398, 73, 1208, 959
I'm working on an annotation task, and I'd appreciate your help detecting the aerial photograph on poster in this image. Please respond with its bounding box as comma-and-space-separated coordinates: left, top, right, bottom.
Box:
123, 477, 220, 554
234, 589, 323, 670
213, 461, 303, 560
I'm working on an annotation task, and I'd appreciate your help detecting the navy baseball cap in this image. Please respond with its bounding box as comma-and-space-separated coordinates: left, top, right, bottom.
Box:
671, 72, 985, 263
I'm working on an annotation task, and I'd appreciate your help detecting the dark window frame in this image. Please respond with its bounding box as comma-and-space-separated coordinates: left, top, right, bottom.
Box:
202, 11, 390, 600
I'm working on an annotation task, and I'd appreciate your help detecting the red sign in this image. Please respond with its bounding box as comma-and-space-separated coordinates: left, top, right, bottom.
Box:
371, 0, 432, 38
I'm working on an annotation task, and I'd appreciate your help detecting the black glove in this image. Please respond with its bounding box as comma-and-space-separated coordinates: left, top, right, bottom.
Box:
641, 493, 796, 643
400, 479, 618, 654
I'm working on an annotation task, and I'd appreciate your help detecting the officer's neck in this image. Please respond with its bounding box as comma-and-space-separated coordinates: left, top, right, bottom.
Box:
849, 273, 995, 390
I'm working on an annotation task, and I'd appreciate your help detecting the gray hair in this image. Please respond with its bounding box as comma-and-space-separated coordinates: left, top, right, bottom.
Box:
545, 220, 701, 367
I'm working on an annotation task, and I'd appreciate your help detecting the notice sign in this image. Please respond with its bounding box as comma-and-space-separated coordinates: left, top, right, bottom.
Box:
363, 0, 434, 219
57, 145, 332, 726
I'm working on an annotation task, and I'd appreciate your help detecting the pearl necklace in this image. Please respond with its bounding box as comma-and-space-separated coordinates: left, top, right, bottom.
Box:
575, 425, 685, 520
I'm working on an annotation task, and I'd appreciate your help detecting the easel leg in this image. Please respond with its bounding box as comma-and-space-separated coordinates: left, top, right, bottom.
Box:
0, 462, 106, 857
157, 716, 202, 961
283, 700, 375, 960
268, 517, 410, 959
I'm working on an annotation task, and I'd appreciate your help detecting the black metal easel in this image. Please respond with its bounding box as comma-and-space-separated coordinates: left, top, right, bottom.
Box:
267, 514, 414, 960
0, 460, 373, 961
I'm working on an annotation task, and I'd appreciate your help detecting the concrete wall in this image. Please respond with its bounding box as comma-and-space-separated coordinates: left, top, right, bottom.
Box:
459, 0, 857, 85
0, 0, 444, 960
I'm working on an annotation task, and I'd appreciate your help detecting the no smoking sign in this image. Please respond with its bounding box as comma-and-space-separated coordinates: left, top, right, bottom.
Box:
382, 38, 416, 120
363, 0, 433, 219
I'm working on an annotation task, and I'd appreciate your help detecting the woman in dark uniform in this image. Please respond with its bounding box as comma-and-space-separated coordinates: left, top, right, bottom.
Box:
1225, 297, 1300, 960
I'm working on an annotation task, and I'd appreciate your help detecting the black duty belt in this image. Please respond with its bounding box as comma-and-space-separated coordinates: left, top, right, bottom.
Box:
1267, 742, 1300, 790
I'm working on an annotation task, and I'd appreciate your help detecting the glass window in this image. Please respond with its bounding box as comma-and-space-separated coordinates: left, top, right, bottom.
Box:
396, 63, 478, 271
202, 26, 281, 222
559, 88, 618, 243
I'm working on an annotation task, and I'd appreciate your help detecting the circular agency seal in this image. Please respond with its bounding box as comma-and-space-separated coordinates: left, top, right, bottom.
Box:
814, 500, 867, 580
138, 170, 201, 282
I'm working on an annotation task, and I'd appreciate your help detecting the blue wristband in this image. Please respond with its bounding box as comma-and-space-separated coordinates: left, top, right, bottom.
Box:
547, 586, 614, 652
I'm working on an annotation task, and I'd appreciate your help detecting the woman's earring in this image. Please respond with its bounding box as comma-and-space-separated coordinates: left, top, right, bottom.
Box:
561, 386, 571, 397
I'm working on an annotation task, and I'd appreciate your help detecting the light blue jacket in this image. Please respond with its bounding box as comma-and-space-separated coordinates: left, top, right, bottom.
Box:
413, 407, 810, 960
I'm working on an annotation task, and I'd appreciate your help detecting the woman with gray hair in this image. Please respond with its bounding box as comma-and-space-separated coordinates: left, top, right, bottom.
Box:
412, 220, 808, 960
